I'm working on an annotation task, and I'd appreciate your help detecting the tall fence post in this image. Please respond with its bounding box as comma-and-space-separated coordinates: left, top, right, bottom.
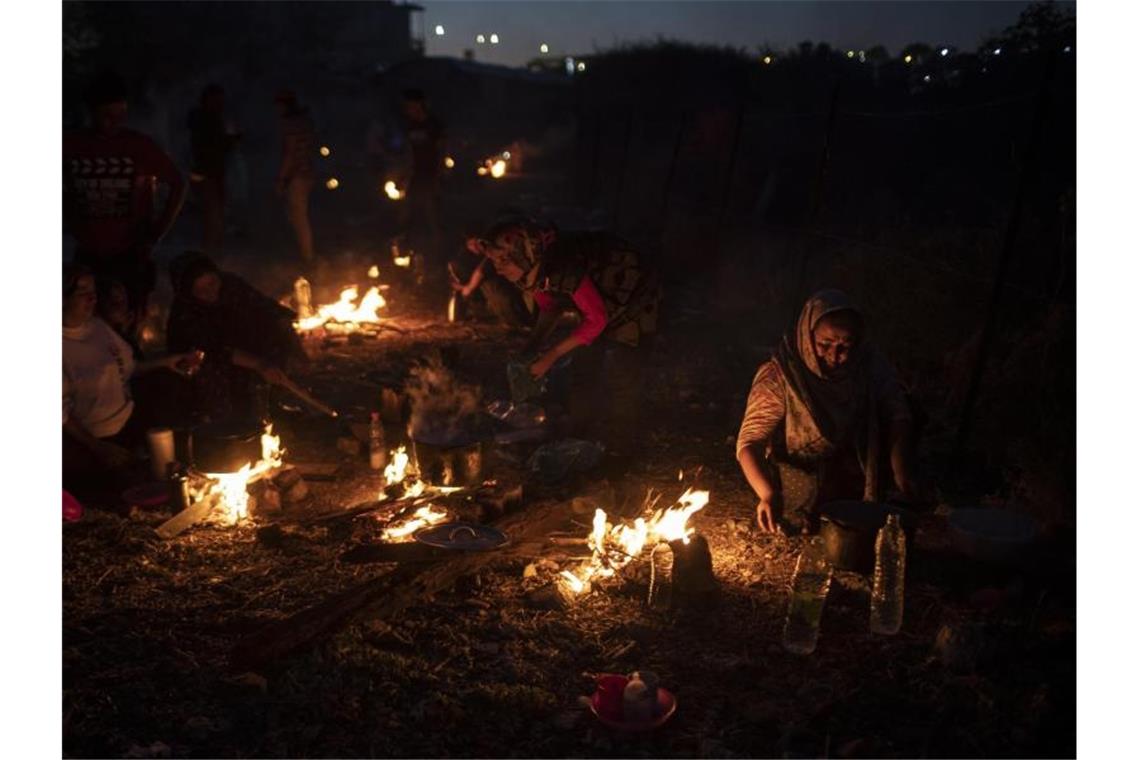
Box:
950, 53, 1058, 477
795, 81, 841, 302
611, 111, 635, 229
714, 105, 747, 259
587, 113, 603, 205
657, 111, 688, 230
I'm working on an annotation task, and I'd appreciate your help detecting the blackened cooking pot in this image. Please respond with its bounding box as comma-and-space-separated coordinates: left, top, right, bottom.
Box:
818, 501, 917, 574
191, 419, 263, 474
411, 437, 484, 487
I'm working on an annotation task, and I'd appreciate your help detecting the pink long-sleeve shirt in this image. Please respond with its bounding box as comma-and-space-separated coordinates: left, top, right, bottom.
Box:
533, 276, 608, 345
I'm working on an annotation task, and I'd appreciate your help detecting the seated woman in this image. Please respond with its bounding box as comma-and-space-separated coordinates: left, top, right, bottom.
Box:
63, 265, 198, 492
736, 289, 920, 534
478, 218, 662, 451
166, 251, 307, 423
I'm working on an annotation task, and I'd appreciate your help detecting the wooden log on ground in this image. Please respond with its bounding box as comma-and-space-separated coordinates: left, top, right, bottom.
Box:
229, 498, 570, 671
155, 493, 216, 539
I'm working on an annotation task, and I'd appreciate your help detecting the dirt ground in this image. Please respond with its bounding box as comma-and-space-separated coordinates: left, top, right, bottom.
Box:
62, 270, 1076, 759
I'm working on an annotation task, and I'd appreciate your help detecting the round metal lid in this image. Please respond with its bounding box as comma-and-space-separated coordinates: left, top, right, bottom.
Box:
413, 521, 509, 551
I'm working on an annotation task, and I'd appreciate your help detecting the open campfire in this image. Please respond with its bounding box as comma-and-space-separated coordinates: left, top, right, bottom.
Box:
293, 281, 389, 334
558, 486, 710, 597
374, 444, 464, 541
190, 424, 285, 525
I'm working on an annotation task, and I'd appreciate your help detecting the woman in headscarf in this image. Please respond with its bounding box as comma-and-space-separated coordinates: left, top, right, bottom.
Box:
736, 289, 919, 533
166, 251, 307, 423
478, 217, 662, 451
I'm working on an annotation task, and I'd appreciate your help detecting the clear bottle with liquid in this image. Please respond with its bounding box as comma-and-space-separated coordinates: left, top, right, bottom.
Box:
870, 513, 907, 635
782, 536, 833, 655
368, 412, 387, 470
294, 276, 313, 318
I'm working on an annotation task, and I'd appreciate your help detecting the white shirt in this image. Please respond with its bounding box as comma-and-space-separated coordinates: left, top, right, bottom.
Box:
63, 318, 135, 438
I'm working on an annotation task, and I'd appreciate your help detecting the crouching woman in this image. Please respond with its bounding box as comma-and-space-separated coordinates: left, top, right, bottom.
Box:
736, 290, 920, 534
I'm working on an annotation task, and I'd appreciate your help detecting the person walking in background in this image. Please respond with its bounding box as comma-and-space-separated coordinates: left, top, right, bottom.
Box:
274, 90, 316, 263
396, 88, 445, 276
187, 84, 240, 253
64, 71, 187, 344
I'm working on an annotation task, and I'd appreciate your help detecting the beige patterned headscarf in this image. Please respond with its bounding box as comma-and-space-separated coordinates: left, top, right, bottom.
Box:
775, 289, 880, 501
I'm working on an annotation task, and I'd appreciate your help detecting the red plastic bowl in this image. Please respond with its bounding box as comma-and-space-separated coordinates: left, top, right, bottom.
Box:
590, 685, 678, 732
63, 490, 84, 522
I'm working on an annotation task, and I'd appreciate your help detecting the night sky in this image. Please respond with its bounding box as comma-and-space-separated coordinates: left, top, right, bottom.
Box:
417, 1, 1060, 66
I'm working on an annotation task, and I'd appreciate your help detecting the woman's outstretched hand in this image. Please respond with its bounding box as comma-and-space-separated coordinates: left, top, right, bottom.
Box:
756, 499, 778, 533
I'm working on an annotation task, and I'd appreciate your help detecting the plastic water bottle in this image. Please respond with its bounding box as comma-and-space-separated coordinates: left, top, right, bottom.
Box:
870, 513, 907, 635
293, 277, 313, 318
782, 536, 833, 655
368, 412, 387, 470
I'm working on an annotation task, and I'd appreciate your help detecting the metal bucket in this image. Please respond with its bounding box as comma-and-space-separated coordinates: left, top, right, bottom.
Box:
819, 501, 917, 574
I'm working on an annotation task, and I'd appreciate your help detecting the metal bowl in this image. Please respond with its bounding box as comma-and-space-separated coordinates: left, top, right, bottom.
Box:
948, 508, 1037, 564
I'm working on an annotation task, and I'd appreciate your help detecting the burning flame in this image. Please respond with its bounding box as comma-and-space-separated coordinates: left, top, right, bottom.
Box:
294, 285, 387, 332
394, 254, 412, 268
200, 425, 285, 524
382, 503, 450, 541
368, 265, 380, 279
557, 488, 710, 596
384, 445, 411, 485
383, 180, 405, 200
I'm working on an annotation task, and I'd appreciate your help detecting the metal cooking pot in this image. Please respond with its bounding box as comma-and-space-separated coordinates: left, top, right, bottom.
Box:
818, 501, 917, 574
412, 438, 484, 487
191, 419, 263, 474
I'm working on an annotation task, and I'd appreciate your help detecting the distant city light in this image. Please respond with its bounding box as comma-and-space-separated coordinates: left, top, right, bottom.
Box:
846, 50, 855, 59
476, 34, 485, 44
940, 48, 949, 57
490, 33, 499, 44
577, 61, 586, 72
319, 146, 330, 157
1064, 45, 1072, 53
994, 47, 1002, 55
565, 56, 575, 75
923, 74, 931, 83
434, 25, 445, 36
762, 55, 772, 65
444, 156, 455, 169
326, 178, 339, 190
858, 50, 866, 62
540, 43, 549, 54
904, 54, 913, 64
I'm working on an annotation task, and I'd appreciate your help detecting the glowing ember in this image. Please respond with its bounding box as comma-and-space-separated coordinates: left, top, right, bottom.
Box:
293, 285, 387, 332
368, 265, 380, 279
326, 178, 339, 190
319, 146, 331, 157
558, 488, 710, 596
383, 180, 405, 200
200, 424, 285, 524
393, 254, 412, 268
489, 159, 506, 178
383, 503, 449, 541
444, 156, 455, 169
